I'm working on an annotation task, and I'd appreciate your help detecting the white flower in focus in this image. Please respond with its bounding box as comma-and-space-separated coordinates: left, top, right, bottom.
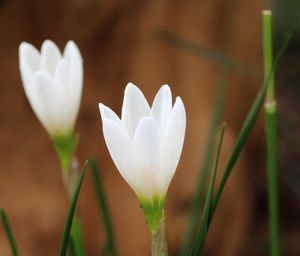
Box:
99, 83, 186, 202
19, 40, 83, 136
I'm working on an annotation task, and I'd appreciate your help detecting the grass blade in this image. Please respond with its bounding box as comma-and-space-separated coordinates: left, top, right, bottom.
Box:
90, 158, 117, 256
180, 1, 237, 253
59, 160, 88, 256
210, 33, 291, 221
70, 216, 85, 256
0, 208, 18, 256
190, 123, 226, 256
262, 10, 280, 256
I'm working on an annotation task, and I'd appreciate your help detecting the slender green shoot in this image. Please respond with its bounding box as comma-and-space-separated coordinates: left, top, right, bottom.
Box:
263, 10, 280, 256
181, 65, 228, 254
180, 1, 237, 254
90, 158, 117, 256
70, 216, 85, 256
190, 123, 227, 256
263, 10, 275, 104
0, 209, 18, 256
210, 32, 291, 222
59, 160, 88, 256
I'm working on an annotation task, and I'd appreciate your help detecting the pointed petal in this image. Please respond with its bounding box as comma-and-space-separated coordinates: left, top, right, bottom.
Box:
160, 97, 186, 194
41, 40, 62, 74
99, 103, 121, 124
133, 117, 161, 195
19, 62, 34, 96
121, 83, 150, 137
33, 71, 71, 134
151, 84, 172, 131
19, 42, 41, 72
101, 117, 146, 195
63, 41, 83, 87
63, 41, 83, 121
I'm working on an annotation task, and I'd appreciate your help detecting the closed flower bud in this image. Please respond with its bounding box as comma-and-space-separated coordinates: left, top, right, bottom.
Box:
99, 83, 186, 231
19, 40, 83, 137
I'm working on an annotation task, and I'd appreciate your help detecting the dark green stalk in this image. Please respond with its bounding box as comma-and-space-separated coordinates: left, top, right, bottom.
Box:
0, 209, 18, 256
210, 32, 291, 222
90, 158, 117, 256
70, 216, 85, 256
180, 1, 237, 254
262, 10, 280, 256
190, 123, 226, 256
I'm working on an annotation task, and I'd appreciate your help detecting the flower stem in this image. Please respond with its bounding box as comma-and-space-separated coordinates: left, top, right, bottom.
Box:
151, 211, 168, 256
62, 157, 85, 256
262, 10, 280, 256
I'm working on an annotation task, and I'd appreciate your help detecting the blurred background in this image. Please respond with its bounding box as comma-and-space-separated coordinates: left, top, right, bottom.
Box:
0, 0, 299, 255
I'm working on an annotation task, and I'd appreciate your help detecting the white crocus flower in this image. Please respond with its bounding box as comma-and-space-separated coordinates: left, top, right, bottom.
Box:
19, 40, 83, 137
99, 83, 186, 231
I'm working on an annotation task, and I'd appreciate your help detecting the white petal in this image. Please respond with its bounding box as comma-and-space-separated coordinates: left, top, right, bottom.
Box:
133, 117, 161, 196
63, 41, 83, 87
160, 97, 186, 194
101, 117, 146, 195
19, 62, 34, 96
121, 83, 150, 137
151, 84, 172, 131
19, 42, 41, 72
99, 103, 121, 124
63, 41, 83, 122
41, 40, 62, 75
33, 71, 70, 134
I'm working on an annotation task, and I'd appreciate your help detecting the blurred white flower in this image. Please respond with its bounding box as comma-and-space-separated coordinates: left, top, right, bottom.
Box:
99, 83, 186, 201
19, 40, 83, 136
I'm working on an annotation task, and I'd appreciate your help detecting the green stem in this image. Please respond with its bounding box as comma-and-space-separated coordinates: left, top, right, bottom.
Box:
90, 159, 117, 256
70, 216, 85, 256
265, 106, 279, 256
62, 157, 85, 256
262, 10, 280, 256
180, 1, 237, 254
263, 10, 275, 103
151, 211, 168, 256
0, 209, 18, 256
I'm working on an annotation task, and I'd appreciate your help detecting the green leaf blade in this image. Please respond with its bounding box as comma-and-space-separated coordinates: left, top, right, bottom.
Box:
190, 123, 226, 256
210, 32, 291, 221
90, 158, 117, 256
59, 160, 88, 256
0, 208, 18, 256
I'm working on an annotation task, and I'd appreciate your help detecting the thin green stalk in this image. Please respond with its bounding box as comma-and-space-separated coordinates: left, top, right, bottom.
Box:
59, 161, 87, 256
210, 32, 291, 222
180, 1, 237, 254
151, 211, 168, 256
70, 216, 85, 256
0, 209, 18, 256
90, 158, 117, 256
190, 123, 226, 256
263, 10, 275, 103
61, 156, 85, 256
263, 10, 280, 256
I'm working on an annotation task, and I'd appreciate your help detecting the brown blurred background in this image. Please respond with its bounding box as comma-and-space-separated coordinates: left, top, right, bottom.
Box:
0, 0, 299, 255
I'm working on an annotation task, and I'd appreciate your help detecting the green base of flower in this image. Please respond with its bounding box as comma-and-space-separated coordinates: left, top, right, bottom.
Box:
52, 132, 78, 172
139, 196, 165, 233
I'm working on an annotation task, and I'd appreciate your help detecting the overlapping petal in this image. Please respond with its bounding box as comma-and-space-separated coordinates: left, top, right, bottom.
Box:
151, 84, 172, 132
41, 40, 61, 75
121, 83, 150, 138
19, 40, 83, 136
160, 97, 186, 193
99, 83, 186, 201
